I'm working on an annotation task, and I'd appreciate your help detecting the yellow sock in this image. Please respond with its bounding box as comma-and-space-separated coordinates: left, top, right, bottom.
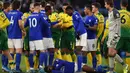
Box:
96, 51, 102, 65
126, 56, 130, 69
66, 54, 73, 62
96, 41, 102, 65
34, 56, 39, 70
54, 50, 62, 60
24, 56, 30, 71
71, 53, 77, 62
9, 60, 15, 70
62, 54, 67, 61
87, 53, 92, 64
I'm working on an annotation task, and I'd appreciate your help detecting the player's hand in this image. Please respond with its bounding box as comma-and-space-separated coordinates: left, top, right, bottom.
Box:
84, 24, 90, 28
22, 30, 26, 36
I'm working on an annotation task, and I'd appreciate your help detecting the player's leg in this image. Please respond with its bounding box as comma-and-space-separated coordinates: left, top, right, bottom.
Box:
102, 36, 109, 65
96, 37, 102, 66
1, 51, 9, 72
89, 39, 97, 69
87, 52, 92, 65
76, 33, 87, 72
122, 38, 130, 70
51, 28, 62, 60
48, 48, 54, 66
47, 38, 55, 66
34, 40, 46, 73
13, 39, 23, 72
33, 51, 39, 71
107, 37, 127, 73
23, 38, 30, 72
43, 38, 55, 66
115, 37, 129, 72
28, 41, 35, 72
68, 31, 76, 62
53, 38, 62, 60
0, 36, 12, 72
3, 50, 15, 70
0, 34, 15, 72
8, 39, 15, 59
60, 31, 68, 61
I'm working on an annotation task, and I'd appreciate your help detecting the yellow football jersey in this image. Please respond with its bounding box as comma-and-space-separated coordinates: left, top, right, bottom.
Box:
22, 12, 31, 19
49, 12, 59, 22
0, 11, 10, 29
95, 13, 104, 38
58, 12, 73, 28
119, 9, 130, 37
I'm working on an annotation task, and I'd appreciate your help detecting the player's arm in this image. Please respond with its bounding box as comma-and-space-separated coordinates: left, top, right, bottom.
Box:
88, 18, 98, 31
18, 13, 25, 32
101, 20, 109, 44
24, 18, 29, 28
41, 16, 50, 27
0, 12, 10, 29
61, 14, 73, 28
96, 16, 104, 38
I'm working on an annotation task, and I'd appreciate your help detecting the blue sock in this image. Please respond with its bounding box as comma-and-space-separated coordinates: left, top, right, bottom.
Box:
49, 53, 54, 66
29, 54, 34, 68
2, 54, 5, 67
16, 53, 21, 70
120, 51, 126, 58
83, 56, 87, 64
77, 55, 83, 72
45, 52, 48, 66
92, 55, 97, 69
39, 52, 47, 67
10, 53, 14, 59
4, 56, 8, 67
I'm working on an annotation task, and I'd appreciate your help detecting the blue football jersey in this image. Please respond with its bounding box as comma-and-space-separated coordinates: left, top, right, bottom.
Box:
7, 10, 23, 39
85, 15, 98, 39
40, 10, 46, 15
40, 10, 52, 38
24, 12, 50, 41
72, 11, 86, 35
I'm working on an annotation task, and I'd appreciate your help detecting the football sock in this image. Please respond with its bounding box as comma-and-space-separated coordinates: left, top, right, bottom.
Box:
29, 54, 34, 68
66, 54, 73, 62
49, 52, 54, 65
24, 55, 30, 71
33, 55, 39, 70
15, 53, 21, 70
96, 51, 102, 66
109, 57, 114, 73
82, 56, 87, 64
126, 56, 130, 69
92, 55, 97, 69
77, 55, 83, 72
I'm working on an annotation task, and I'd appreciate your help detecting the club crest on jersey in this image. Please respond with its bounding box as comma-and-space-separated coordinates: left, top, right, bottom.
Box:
116, 13, 120, 18
89, 19, 91, 22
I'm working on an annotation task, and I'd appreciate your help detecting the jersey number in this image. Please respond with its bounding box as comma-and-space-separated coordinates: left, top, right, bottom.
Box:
10, 16, 14, 25
29, 18, 37, 28
121, 15, 126, 24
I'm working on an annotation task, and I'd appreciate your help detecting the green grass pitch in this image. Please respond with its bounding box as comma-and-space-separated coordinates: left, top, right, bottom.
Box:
0, 55, 124, 73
